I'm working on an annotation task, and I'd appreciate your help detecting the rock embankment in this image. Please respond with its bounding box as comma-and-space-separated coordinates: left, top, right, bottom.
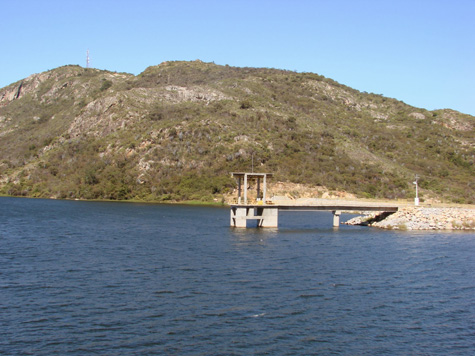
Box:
345, 207, 475, 230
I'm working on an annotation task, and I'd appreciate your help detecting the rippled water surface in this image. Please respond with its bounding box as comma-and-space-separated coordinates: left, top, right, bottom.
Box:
1, 197, 474, 355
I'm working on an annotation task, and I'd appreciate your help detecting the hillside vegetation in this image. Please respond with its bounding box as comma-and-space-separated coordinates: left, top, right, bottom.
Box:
0, 61, 473, 203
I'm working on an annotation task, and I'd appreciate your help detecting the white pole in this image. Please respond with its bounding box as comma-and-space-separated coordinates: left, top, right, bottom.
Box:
413, 175, 419, 206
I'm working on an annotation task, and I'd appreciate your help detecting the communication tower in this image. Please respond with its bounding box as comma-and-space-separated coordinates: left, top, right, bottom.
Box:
86, 50, 90, 68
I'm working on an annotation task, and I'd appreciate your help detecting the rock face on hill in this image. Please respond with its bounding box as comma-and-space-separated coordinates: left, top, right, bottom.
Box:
0, 61, 474, 203
345, 207, 475, 230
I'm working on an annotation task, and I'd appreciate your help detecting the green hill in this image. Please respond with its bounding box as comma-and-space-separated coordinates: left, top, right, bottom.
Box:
0, 61, 473, 203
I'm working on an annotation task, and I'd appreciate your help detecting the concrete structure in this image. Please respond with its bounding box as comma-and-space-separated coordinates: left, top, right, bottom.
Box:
231, 172, 273, 204
230, 205, 279, 228
230, 204, 399, 228
230, 172, 399, 228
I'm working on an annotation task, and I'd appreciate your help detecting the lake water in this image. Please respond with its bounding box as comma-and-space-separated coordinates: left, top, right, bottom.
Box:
1, 197, 474, 355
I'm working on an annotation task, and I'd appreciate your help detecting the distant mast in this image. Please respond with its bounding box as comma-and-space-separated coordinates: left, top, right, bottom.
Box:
86, 50, 90, 68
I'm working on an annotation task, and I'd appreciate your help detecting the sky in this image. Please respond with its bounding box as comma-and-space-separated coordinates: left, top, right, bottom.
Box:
1, 0, 474, 115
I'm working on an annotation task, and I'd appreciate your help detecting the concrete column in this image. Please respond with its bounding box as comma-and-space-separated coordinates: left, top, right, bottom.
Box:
231, 207, 247, 227
257, 177, 261, 201
263, 174, 267, 203
244, 174, 248, 204
332, 210, 341, 227
237, 176, 242, 204
257, 207, 279, 228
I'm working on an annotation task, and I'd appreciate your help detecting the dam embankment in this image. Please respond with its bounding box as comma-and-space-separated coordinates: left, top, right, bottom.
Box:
345, 207, 475, 230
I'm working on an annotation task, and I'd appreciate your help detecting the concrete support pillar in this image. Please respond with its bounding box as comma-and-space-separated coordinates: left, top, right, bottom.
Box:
332, 210, 341, 227
263, 175, 267, 203
257, 207, 279, 228
230, 207, 248, 227
237, 176, 242, 204
257, 178, 261, 201
243, 174, 248, 204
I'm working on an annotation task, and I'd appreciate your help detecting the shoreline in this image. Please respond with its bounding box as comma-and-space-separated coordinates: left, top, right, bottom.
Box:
2, 195, 475, 230
0, 194, 227, 208
2, 193, 475, 210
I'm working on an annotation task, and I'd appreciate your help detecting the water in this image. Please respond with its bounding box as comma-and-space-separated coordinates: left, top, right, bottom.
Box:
1, 197, 474, 355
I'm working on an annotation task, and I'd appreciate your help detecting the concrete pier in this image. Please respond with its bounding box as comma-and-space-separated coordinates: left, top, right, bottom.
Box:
230, 206, 248, 228
258, 206, 279, 227
230, 206, 279, 228
332, 210, 341, 227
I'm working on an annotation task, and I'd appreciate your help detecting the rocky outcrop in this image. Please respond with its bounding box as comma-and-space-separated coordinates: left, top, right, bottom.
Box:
163, 85, 229, 103
345, 207, 475, 230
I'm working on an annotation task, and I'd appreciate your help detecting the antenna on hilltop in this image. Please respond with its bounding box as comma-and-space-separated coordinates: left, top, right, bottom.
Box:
86, 49, 90, 68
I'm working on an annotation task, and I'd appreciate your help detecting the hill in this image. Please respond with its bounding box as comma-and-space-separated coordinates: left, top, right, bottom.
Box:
0, 61, 473, 203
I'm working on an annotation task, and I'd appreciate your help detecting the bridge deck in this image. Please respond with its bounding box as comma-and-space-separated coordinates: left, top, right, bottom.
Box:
231, 204, 398, 212
230, 202, 399, 228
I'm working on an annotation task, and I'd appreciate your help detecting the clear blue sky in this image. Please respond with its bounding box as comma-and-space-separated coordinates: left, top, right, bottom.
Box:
2, 0, 474, 115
